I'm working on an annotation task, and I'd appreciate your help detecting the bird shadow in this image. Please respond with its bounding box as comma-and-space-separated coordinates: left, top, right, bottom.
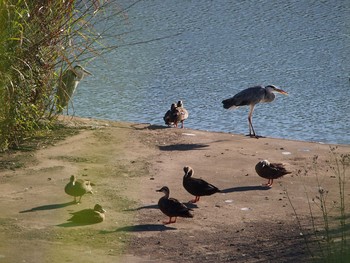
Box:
101, 224, 177, 233
131, 124, 167, 131
221, 185, 270, 193
246, 134, 266, 139
158, 143, 209, 151
56, 221, 102, 227
124, 203, 198, 212
19, 201, 76, 213
124, 204, 159, 211
183, 202, 199, 209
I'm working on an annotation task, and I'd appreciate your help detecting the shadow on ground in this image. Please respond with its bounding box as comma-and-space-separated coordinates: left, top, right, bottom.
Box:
19, 201, 76, 213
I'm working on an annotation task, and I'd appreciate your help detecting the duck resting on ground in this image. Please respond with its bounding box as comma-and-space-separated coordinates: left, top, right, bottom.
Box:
255, 160, 291, 187
182, 166, 221, 203
64, 175, 93, 203
67, 204, 106, 224
156, 186, 193, 224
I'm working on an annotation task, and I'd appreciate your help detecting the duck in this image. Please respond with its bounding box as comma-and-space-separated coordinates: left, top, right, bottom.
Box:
67, 204, 106, 224
182, 166, 221, 203
255, 160, 291, 187
156, 186, 193, 224
64, 175, 93, 203
175, 100, 189, 128
163, 103, 177, 127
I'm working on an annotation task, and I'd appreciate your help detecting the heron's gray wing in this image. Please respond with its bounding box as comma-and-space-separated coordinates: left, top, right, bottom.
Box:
56, 69, 76, 108
231, 86, 266, 106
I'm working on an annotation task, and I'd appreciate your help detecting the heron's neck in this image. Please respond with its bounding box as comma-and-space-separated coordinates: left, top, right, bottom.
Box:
264, 89, 276, 102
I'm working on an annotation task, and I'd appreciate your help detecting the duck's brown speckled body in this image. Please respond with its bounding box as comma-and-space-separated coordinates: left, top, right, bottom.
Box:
255, 160, 291, 187
157, 186, 193, 224
68, 204, 106, 224
64, 175, 93, 203
183, 166, 221, 203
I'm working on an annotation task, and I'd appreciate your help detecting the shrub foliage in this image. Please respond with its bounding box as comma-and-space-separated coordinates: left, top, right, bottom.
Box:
0, 0, 109, 150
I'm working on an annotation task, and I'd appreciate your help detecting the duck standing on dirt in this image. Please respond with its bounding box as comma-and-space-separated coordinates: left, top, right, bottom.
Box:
175, 100, 189, 128
156, 186, 193, 224
64, 175, 93, 203
163, 103, 177, 127
182, 166, 221, 203
255, 160, 291, 187
67, 204, 106, 224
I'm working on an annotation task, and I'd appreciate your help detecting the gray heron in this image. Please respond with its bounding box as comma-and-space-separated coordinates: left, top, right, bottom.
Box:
56, 65, 92, 112
222, 85, 288, 137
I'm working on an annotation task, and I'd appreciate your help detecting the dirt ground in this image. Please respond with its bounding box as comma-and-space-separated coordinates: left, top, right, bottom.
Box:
0, 116, 349, 263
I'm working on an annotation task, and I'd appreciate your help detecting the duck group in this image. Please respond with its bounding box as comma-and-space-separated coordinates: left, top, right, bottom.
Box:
163, 100, 188, 128
156, 160, 290, 224
64, 175, 106, 224
159, 97, 292, 223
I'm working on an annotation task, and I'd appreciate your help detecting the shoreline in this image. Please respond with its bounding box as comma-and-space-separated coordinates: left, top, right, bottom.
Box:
62, 115, 349, 146
0, 116, 349, 262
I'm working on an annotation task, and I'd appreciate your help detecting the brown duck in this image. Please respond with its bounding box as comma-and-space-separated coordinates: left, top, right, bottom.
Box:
175, 100, 189, 128
156, 186, 193, 224
163, 103, 177, 127
67, 204, 106, 224
64, 175, 93, 203
255, 160, 291, 187
183, 166, 221, 203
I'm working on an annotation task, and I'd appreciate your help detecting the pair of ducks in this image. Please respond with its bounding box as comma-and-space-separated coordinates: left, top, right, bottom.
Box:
64, 175, 106, 224
157, 161, 291, 224
163, 100, 189, 128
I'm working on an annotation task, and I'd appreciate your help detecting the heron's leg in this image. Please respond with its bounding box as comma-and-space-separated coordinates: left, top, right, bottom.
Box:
248, 105, 256, 137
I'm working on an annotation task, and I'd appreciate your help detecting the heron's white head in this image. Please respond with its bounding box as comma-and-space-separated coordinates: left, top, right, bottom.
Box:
73, 65, 92, 81
266, 85, 288, 95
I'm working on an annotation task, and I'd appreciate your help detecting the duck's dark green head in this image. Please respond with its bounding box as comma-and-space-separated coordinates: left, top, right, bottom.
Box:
69, 175, 76, 182
156, 186, 170, 194
94, 204, 106, 213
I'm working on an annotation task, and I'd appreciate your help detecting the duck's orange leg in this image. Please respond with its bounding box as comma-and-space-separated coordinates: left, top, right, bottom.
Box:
263, 179, 272, 187
164, 217, 177, 224
190, 196, 200, 203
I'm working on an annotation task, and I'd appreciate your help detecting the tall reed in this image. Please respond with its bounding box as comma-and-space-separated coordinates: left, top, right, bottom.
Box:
286, 147, 349, 262
0, 0, 132, 151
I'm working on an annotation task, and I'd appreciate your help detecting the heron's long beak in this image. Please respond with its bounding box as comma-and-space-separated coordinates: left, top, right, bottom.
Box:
276, 88, 288, 95
83, 68, 92, 76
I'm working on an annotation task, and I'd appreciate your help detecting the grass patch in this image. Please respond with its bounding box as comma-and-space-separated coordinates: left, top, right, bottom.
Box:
286, 147, 350, 262
0, 122, 81, 171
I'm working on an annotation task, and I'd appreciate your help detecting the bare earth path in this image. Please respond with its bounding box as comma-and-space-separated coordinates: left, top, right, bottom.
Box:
0, 117, 349, 262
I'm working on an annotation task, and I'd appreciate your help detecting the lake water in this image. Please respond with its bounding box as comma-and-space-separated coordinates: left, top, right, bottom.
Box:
72, 0, 350, 145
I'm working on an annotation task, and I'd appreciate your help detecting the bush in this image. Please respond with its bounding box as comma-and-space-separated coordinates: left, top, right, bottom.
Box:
0, 0, 111, 150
